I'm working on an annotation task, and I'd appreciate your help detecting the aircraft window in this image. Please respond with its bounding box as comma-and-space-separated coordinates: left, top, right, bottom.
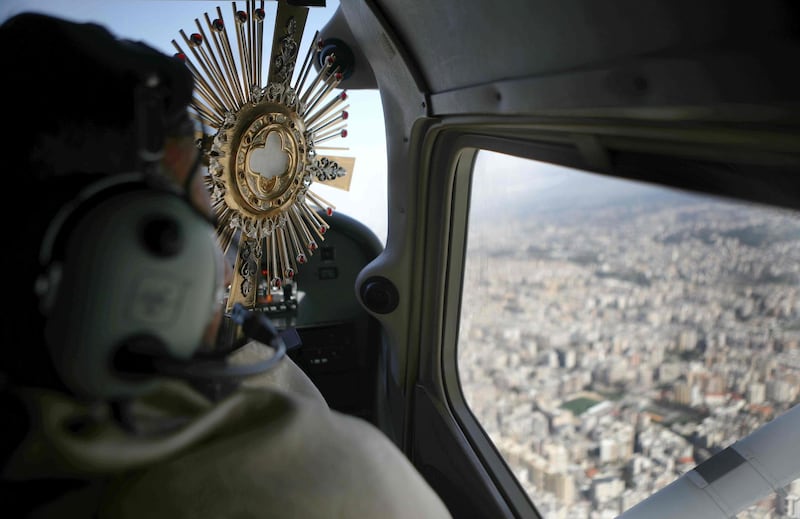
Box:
457, 150, 800, 518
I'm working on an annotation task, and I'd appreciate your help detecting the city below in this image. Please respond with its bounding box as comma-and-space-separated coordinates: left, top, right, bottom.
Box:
459, 188, 800, 518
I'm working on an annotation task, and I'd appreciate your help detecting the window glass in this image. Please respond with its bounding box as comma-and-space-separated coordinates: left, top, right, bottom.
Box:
457, 150, 800, 518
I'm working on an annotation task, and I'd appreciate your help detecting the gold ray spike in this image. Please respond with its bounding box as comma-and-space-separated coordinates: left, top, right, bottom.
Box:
305, 189, 336, 215
307, 105, 349, 133
175, 0, 351, 311
204, 11, 246, 107
231, 4, 253, 99
294, 30, 321, 94
180, 30, 236, 112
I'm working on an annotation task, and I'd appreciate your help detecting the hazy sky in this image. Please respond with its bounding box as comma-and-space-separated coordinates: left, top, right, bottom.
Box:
471, 150, 668, 217
1, 0, 390, 243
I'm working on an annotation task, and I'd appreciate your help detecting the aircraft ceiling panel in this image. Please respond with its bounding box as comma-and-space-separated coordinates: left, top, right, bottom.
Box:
375, 0, 796, 95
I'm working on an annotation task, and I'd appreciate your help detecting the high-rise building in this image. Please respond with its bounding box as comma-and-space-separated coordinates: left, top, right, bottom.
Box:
747, 382, 766, 405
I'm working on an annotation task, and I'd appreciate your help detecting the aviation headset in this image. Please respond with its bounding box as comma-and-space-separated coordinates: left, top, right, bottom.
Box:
35, 170, 287, 402
34, 170, 224, 400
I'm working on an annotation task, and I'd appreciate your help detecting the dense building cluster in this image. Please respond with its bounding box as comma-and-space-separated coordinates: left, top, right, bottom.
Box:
459, 197, 800, 518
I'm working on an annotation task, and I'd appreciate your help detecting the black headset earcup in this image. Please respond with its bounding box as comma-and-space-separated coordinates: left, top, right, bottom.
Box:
42, 188, 223, 400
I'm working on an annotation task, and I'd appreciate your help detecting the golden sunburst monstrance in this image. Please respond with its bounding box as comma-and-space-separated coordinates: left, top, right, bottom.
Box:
173, 0, 351, 311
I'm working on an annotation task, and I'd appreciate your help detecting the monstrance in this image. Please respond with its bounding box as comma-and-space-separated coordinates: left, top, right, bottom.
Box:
173, 0, 352, 311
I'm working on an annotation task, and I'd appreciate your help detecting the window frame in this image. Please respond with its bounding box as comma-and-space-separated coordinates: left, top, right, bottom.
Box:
412, 114, 800, 517
421, 129, 593, 519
